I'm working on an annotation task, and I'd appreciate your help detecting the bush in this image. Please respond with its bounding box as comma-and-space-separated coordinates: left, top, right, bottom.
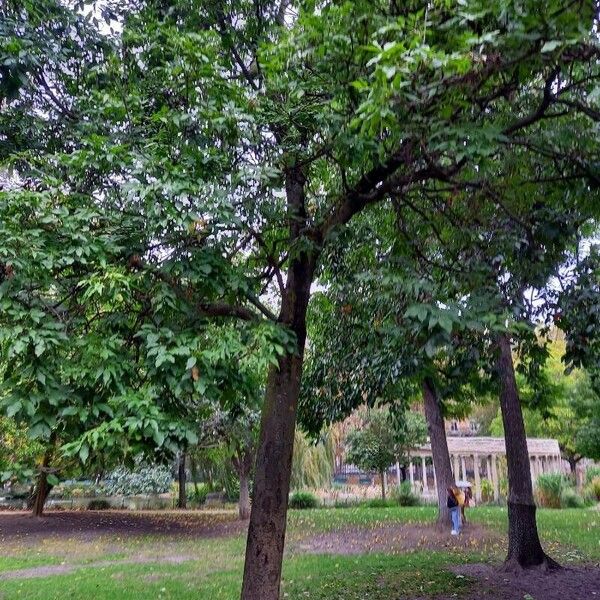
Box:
51, 481, 98, 499
480, 478, 494, 503
560, 488, 585, 508
585, 466, 600, 485
289, 491, 319, 509
104, 464, 172, 496
364, 498, 396, 508
187, 483, 209, 505
87, 499, 111, 510
391, 481, 420, 506
536, 473, 566, 508
586, 477, 600, 501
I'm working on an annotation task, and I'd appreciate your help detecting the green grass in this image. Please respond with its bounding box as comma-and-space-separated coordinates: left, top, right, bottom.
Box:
470, 506, 600, 560
0, 552, 479, 600
0, 505, 597, 599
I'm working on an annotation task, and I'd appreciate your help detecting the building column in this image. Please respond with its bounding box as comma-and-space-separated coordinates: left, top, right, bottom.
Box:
453, 455, 460, 481
460, 456, 467, 481
421, 457, 428, 493
395, 461, 402, 485
491, 454, 499, 501
473, 454, 481, 502
531, 456, 538, 483
409, 458, 414, 486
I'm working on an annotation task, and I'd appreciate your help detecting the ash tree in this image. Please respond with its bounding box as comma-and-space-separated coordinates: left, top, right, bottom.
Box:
2, 0, 599, 595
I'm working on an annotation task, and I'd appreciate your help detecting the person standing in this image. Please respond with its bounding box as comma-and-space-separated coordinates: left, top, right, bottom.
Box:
460, 486, 472, 524
446, 487, 461, 535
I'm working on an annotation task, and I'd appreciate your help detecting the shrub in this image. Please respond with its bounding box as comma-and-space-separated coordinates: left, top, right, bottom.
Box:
586, 477, 600, 501
364, 498, 396, 508
536, 473, 566, 508
187, 483, 209, 505
289, 491, 319, 509
51, 481, 98, 499
104, 464, 172, 496
582, 484, 599, 506
391, 481, 420, 506
87, 499, 111, 510
480, 478, 494, 503
585, 466, 600, 485
560, 488, 585, 508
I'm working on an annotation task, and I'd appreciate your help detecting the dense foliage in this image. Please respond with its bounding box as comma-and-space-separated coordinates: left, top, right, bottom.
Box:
103, 463, 173, 496
2, 0, 600, 592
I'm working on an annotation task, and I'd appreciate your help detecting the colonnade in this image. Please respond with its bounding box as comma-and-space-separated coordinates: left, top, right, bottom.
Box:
402, 438, 563, 501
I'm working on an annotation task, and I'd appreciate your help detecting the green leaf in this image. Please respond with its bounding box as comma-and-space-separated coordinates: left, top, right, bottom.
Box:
541, 40, 561, 53
79, 444, 90, 463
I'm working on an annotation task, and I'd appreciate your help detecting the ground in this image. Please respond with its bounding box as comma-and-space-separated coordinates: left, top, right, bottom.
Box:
0, 505, 598, 599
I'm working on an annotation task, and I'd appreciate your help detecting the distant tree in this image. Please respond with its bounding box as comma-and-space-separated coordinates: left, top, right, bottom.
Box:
346, 408, 427, 500
346, 411, 396, 500
290, 430, 334, 491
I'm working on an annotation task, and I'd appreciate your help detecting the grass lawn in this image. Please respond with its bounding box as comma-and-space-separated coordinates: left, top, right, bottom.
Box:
0, 505, 598, 599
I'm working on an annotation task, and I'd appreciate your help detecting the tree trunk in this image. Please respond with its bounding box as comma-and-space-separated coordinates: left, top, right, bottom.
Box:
380, 470, 386, 500
31, 449, 53, 518
177, 452, 186, 509
497, 332, 558, 569
241, 204, 315, 600
423, 378, 454, 527
239, 472, 251, 520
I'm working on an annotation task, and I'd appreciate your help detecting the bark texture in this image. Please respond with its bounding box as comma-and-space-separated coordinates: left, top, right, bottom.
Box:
238, 473, 251, 520
422, 378, 454, 527
177, 452, 187, 509
240, 170, 316, 600
497, 332, 558, 569
232, 447, 254, 521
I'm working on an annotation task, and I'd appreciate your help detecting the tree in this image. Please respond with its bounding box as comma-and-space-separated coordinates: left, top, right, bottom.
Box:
2, 0, 598, 595
290, 429, 335, 491
345, 408, 426, 499
346, 410, 396, 500
225, 409, 260, 520
489, 339, 600, 470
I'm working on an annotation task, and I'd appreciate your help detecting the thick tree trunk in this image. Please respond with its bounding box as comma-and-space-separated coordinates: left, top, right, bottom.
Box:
177, 452, 187, 509
239, 472, 251, 520
422, 378, 454, 527
497, 333, 558, 569
31, 449, 53, 518
241, 204, 315, 600
380, 470, 386, 500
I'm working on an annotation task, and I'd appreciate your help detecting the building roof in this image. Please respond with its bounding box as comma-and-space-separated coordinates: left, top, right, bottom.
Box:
414, 436, 560, 456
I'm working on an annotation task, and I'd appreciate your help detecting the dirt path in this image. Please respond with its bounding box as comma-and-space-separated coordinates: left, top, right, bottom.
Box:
0, 555, 194, 580
451, 563, 600, 600
0, 510, 245, 543
292, 522, 504, 555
